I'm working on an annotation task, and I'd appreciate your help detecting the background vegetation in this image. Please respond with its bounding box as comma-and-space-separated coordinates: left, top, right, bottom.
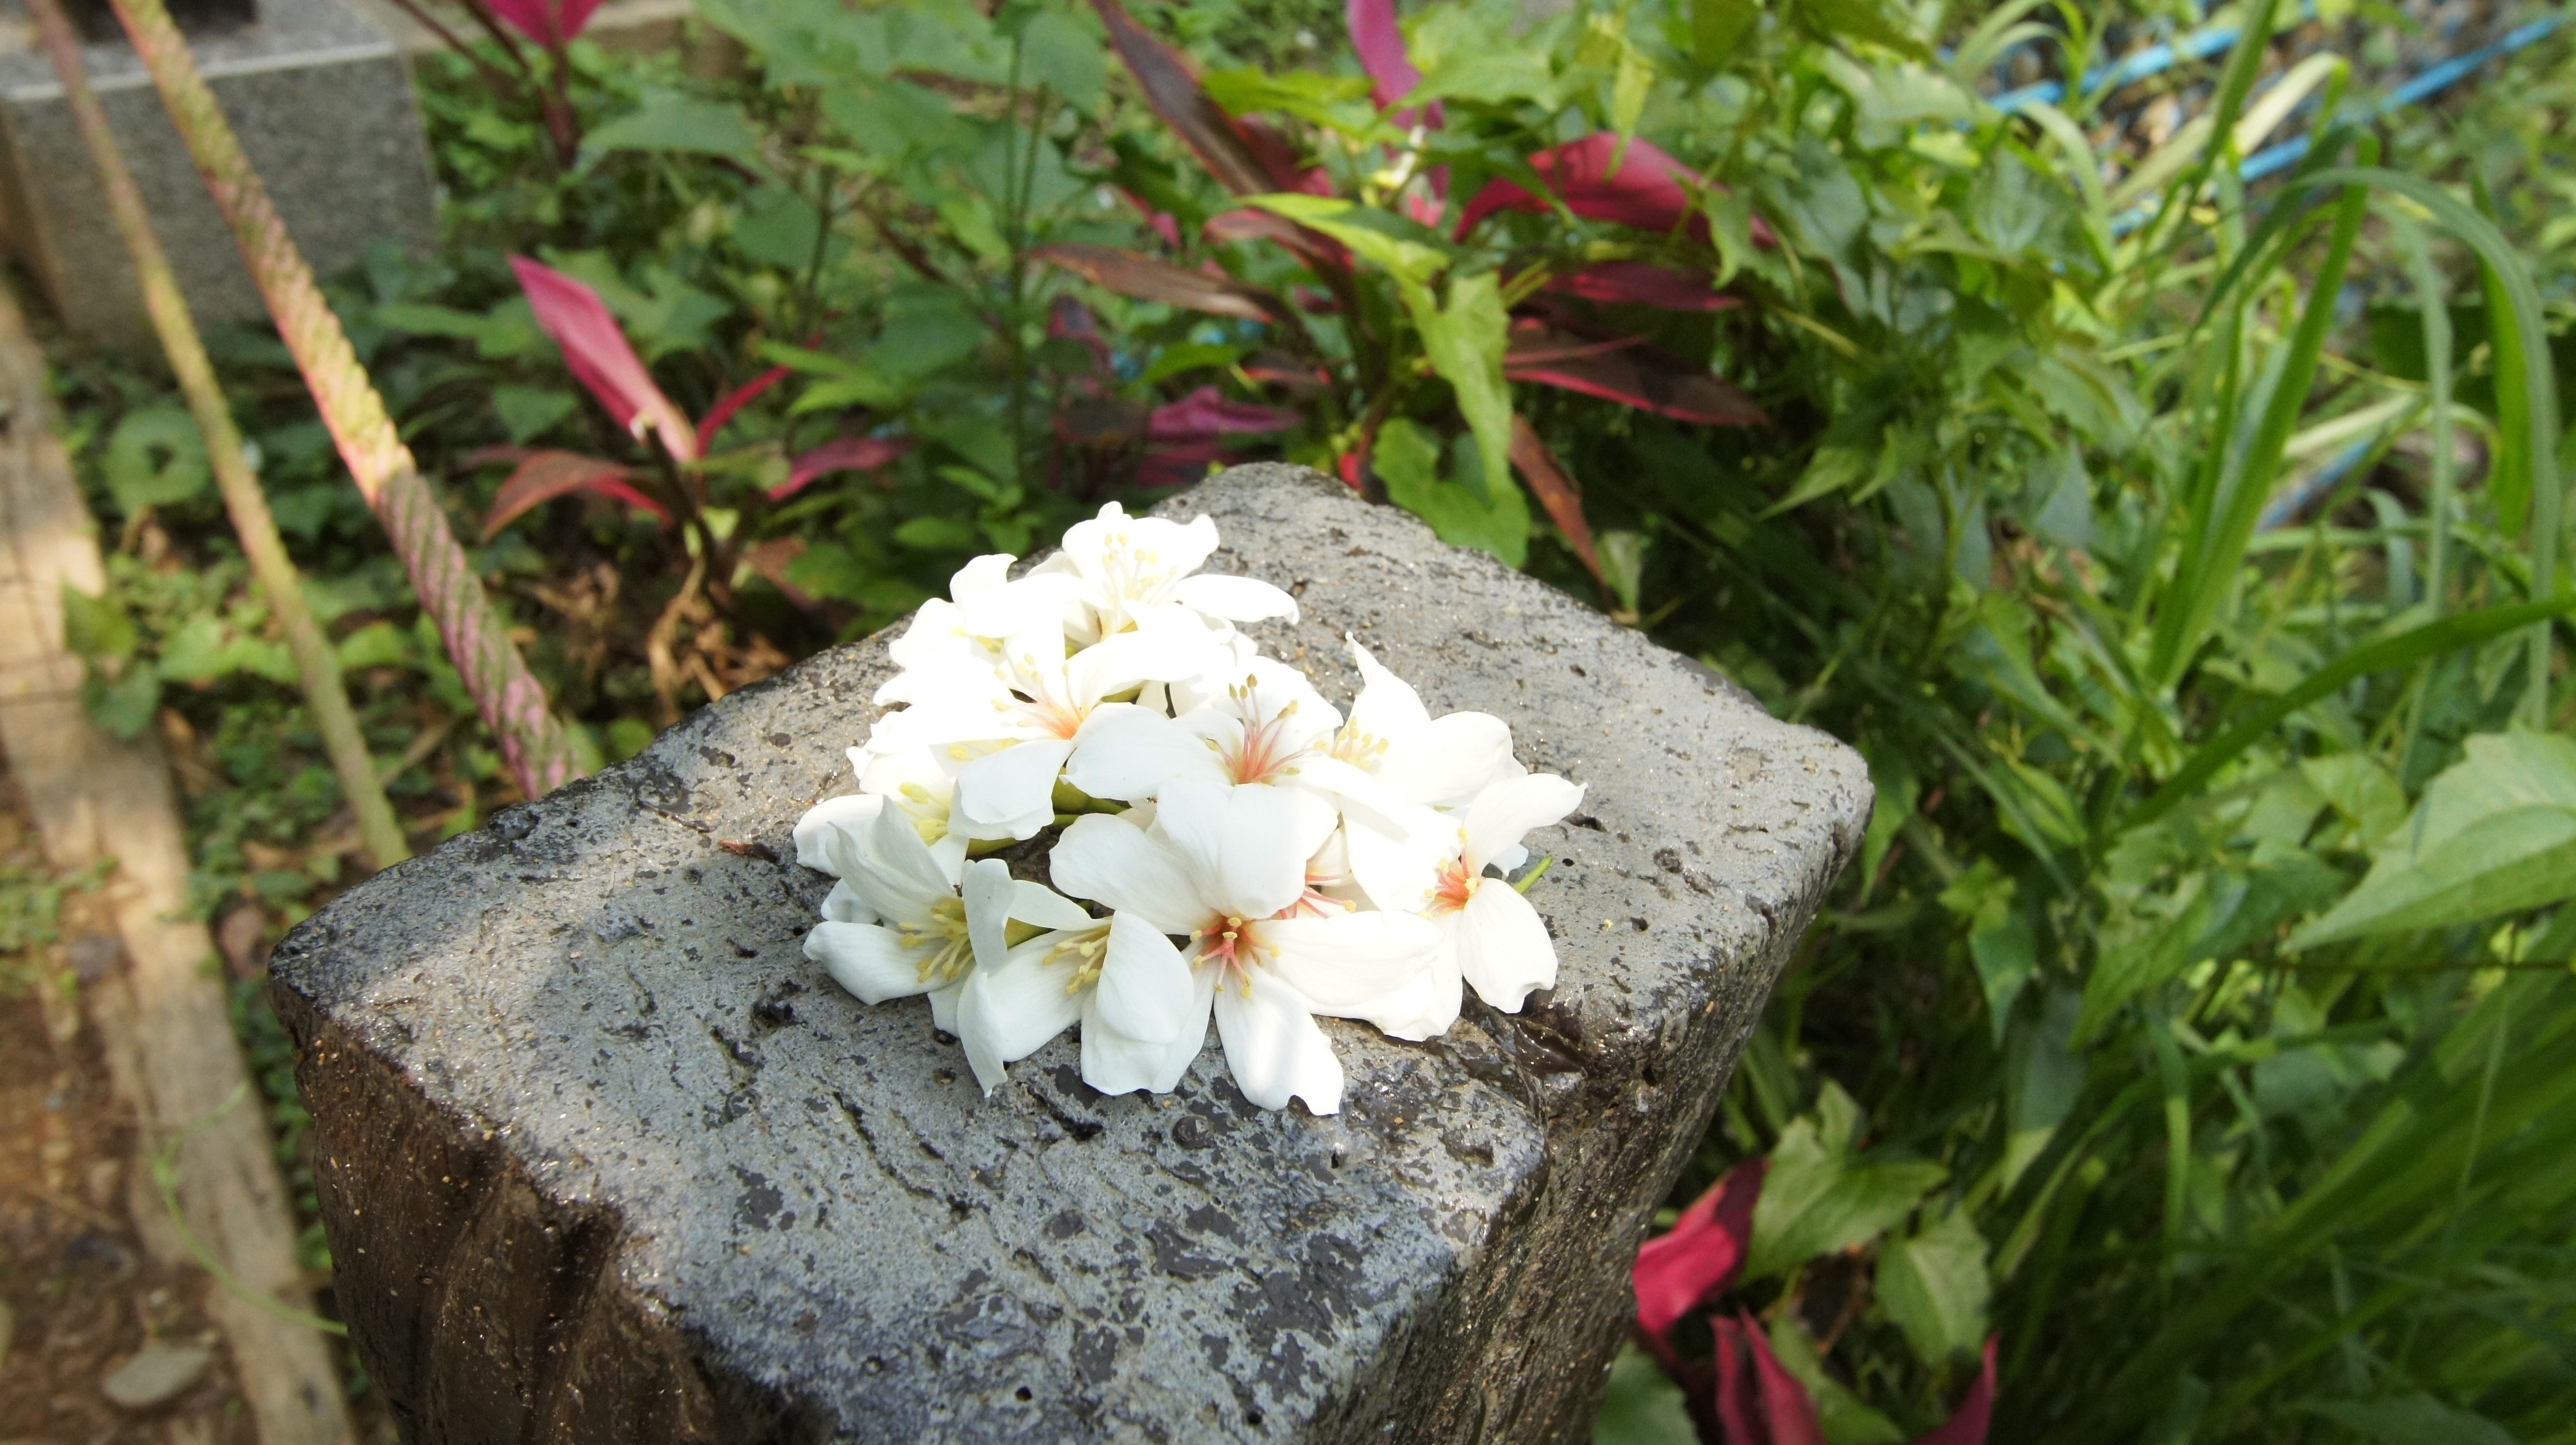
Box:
22, 0, 2576, 1437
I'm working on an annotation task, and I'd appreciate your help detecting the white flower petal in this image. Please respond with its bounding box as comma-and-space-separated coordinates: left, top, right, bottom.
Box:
1343, 808, 1448, 914
1377, 711, 1519, 808
844, 803, 951, 923
1082, 965, 1213, 1096
958, 935, 1087, 1095
953, 737, 1075, 837
1062, 706, 1223, 803
962, 858, 1015, 972
1009, 882, 1097, 933
1050, 814, 1207, 936
1262, 910, 1439, 1014
1168, 573, 1298, 625
949, 553, 1017, 599
1093, 913, 1197, 1044
821, 879, 876, 924
1457, 879, 1558, 1011
930, 981, 961, 1033
1283, 752, 1411, 836
1462, 772, 1585, 873
792, 793, 879, 875
1344, 938, 1461, 1041
1344, 636, 1432, 739
1213, 968, 1342, 1114
804, 922, 930, 1005
1154, 777, 1305, 922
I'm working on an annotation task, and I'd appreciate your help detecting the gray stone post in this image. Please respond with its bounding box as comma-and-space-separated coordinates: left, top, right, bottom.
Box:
272, 466, 1871, 1443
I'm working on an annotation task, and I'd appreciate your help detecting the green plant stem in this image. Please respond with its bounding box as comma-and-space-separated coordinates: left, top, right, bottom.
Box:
105, 0, 585, 801
29, 0, 408, 871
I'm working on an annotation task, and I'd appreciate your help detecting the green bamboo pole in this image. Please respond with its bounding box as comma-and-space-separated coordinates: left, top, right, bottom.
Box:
28, 0, 409, 869
100, 0, 585, 799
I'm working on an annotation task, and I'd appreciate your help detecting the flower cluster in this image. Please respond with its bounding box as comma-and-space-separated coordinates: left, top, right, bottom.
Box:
790, 502, 1581, 1115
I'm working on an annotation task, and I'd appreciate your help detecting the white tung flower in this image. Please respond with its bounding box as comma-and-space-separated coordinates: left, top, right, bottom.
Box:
1390, 772, 1585, 1037
1326, 638, 1526, 914
1033, 501, 1300, 647
792, 745, 967, 882
1045, 777, 1439, 1113
876, 554, 1084, 706
801, 803, 1092, 1031
867, 615, 1219, 841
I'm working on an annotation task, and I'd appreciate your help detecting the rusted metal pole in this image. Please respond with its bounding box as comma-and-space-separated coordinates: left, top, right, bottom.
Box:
27, 0, 409, 869
100, 0, 585, 799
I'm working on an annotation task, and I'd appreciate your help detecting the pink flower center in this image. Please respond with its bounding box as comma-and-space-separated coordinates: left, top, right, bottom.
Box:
1427, 858, 1479, 915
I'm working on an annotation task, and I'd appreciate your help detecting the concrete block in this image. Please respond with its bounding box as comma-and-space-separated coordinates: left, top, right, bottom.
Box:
0, 0, 438, 346
271, 466, 1873, 1443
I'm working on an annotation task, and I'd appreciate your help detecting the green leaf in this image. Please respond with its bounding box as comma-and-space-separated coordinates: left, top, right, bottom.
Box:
582, 91, 763, 162
1686, 0, 1758, 66
2301, 1398, 2519, 1445
154, 613, 229, 683
335, 621, 411, 671
872, 283, 987, 378
1401, 271, 1512, 498
101, 403, 209, 516
2292, 731, 2576, 947
1204, 69, 1382, 136
59, 583, 136, 662
1597, 531, 1647, 615
1941, 862, 2036, 1047
1747, 1083, 1946, 1277
1139, 342, 1248, 385
894, 516, 983, 551
85, 660, 158, 739
1377, 419, 1530, 567
1590, 1345, 1695, 1445
1246, 195, 1451, 285
493, 385, 577, 444
734, 186, 826, 269
1020, 8, 1105, 110
1875, 1209, 1991, 1362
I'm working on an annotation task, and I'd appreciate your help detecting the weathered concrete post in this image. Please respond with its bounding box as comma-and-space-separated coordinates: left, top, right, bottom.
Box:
272, 466, 1871, 1443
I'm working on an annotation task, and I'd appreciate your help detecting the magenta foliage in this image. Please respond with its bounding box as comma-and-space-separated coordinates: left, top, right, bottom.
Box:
772, 436, 914, 500
1634, 1158, 1765, 1340
509, 256, 697, 463
1549, 260, 1739, 312
484, 0, 602, 47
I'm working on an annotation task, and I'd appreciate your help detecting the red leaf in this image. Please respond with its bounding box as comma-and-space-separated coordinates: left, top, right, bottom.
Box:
1241, 351, 1331, 392
1137, 435, 1229, 488
1090, 0, 1276, 196
1117, 187, 1184, 249
509, 256, 698, 463
1635, 1158, 1767, 1339
771, 435, 913, 500
1455, 134, 1778, 247
1148, 386, 1299, 439
1057, 397, 1152, 447
1506, 415, 1602, 585
485, 0, 601, 45
1745, 1314, 1828, 1445
1336, 451, 1364, 490
481, 450, 668, 539
1032, 242, 1283, 323
1710, 1317, 1761, 1445
1344, 0, 1441, 128
1547, 260, 1739, 312
1241, 117, 1335, 195
698, 365, 790, 450
1911, 1337, 1998, 1445
1204, 208, 1355, 274
1507, 324, 1767, 427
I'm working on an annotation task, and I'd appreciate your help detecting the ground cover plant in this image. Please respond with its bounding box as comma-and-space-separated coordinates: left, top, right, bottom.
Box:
28, 0, 2576, 1437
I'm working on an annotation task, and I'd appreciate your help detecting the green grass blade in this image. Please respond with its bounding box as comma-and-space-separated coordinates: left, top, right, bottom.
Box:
2123, 597, 2576, 833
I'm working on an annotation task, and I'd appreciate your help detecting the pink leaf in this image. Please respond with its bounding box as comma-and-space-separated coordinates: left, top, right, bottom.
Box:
771, 435, 913, 500
484, 0, 602, 47
509, 256, 698, 463
481, 450, 668, 539
1148, 386, 1299, 440
1744, 1315, 1828, 1445
1634, 1158, 1767, 1339
1091, 0, 1278, 197
1911, 1337, 1999, 1445
1508, 415, 1602, 585
1453, 134, 1778, 246
1345, 0, 1440, 127
697, 365, 790, 450
1710, 1317, 1761, 1445
1241, 116, 1336, 196
1137, 435, 1229, 489
1506, 323, 1767, 427
1547, 260, 1739, 312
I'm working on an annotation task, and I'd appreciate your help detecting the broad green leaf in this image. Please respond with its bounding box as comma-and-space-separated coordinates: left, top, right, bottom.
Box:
493, 385, 577, 444
1203, 70, 1381, 136
1377, 419, 1530, 567
1019, 8, 1105, 111
58, 584, 136, 662
1686, 0, 1758, 65
1246, 195, 1451, 284
583, 93, 762, 162
85, 660, 158, 739
1406, 0, 1561, 105
2000, 988, 2083, 1196
735, 186, 827, 269
894, 516, 982, 551
1597, 531, 1647, 614
1138, 342, 1248, 385
2300, 753, 2409, 845
2291, 731, 2576, 946
335, 621, 411, 671
101, 403, 209, 516
1747, 1083, 1946, 1277
2302, 1397, 2519, 1445
1590, 1345, 1695, 1445
872, 284, 987, 378
1875, 1209, 1991, 1362
1401, 271, 1512, 498
155, 613, 229, 683
1764, 1317, 1906, 1444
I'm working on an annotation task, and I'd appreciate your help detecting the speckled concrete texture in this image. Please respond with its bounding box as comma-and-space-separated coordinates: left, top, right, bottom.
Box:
271, 465, 1871, 1444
